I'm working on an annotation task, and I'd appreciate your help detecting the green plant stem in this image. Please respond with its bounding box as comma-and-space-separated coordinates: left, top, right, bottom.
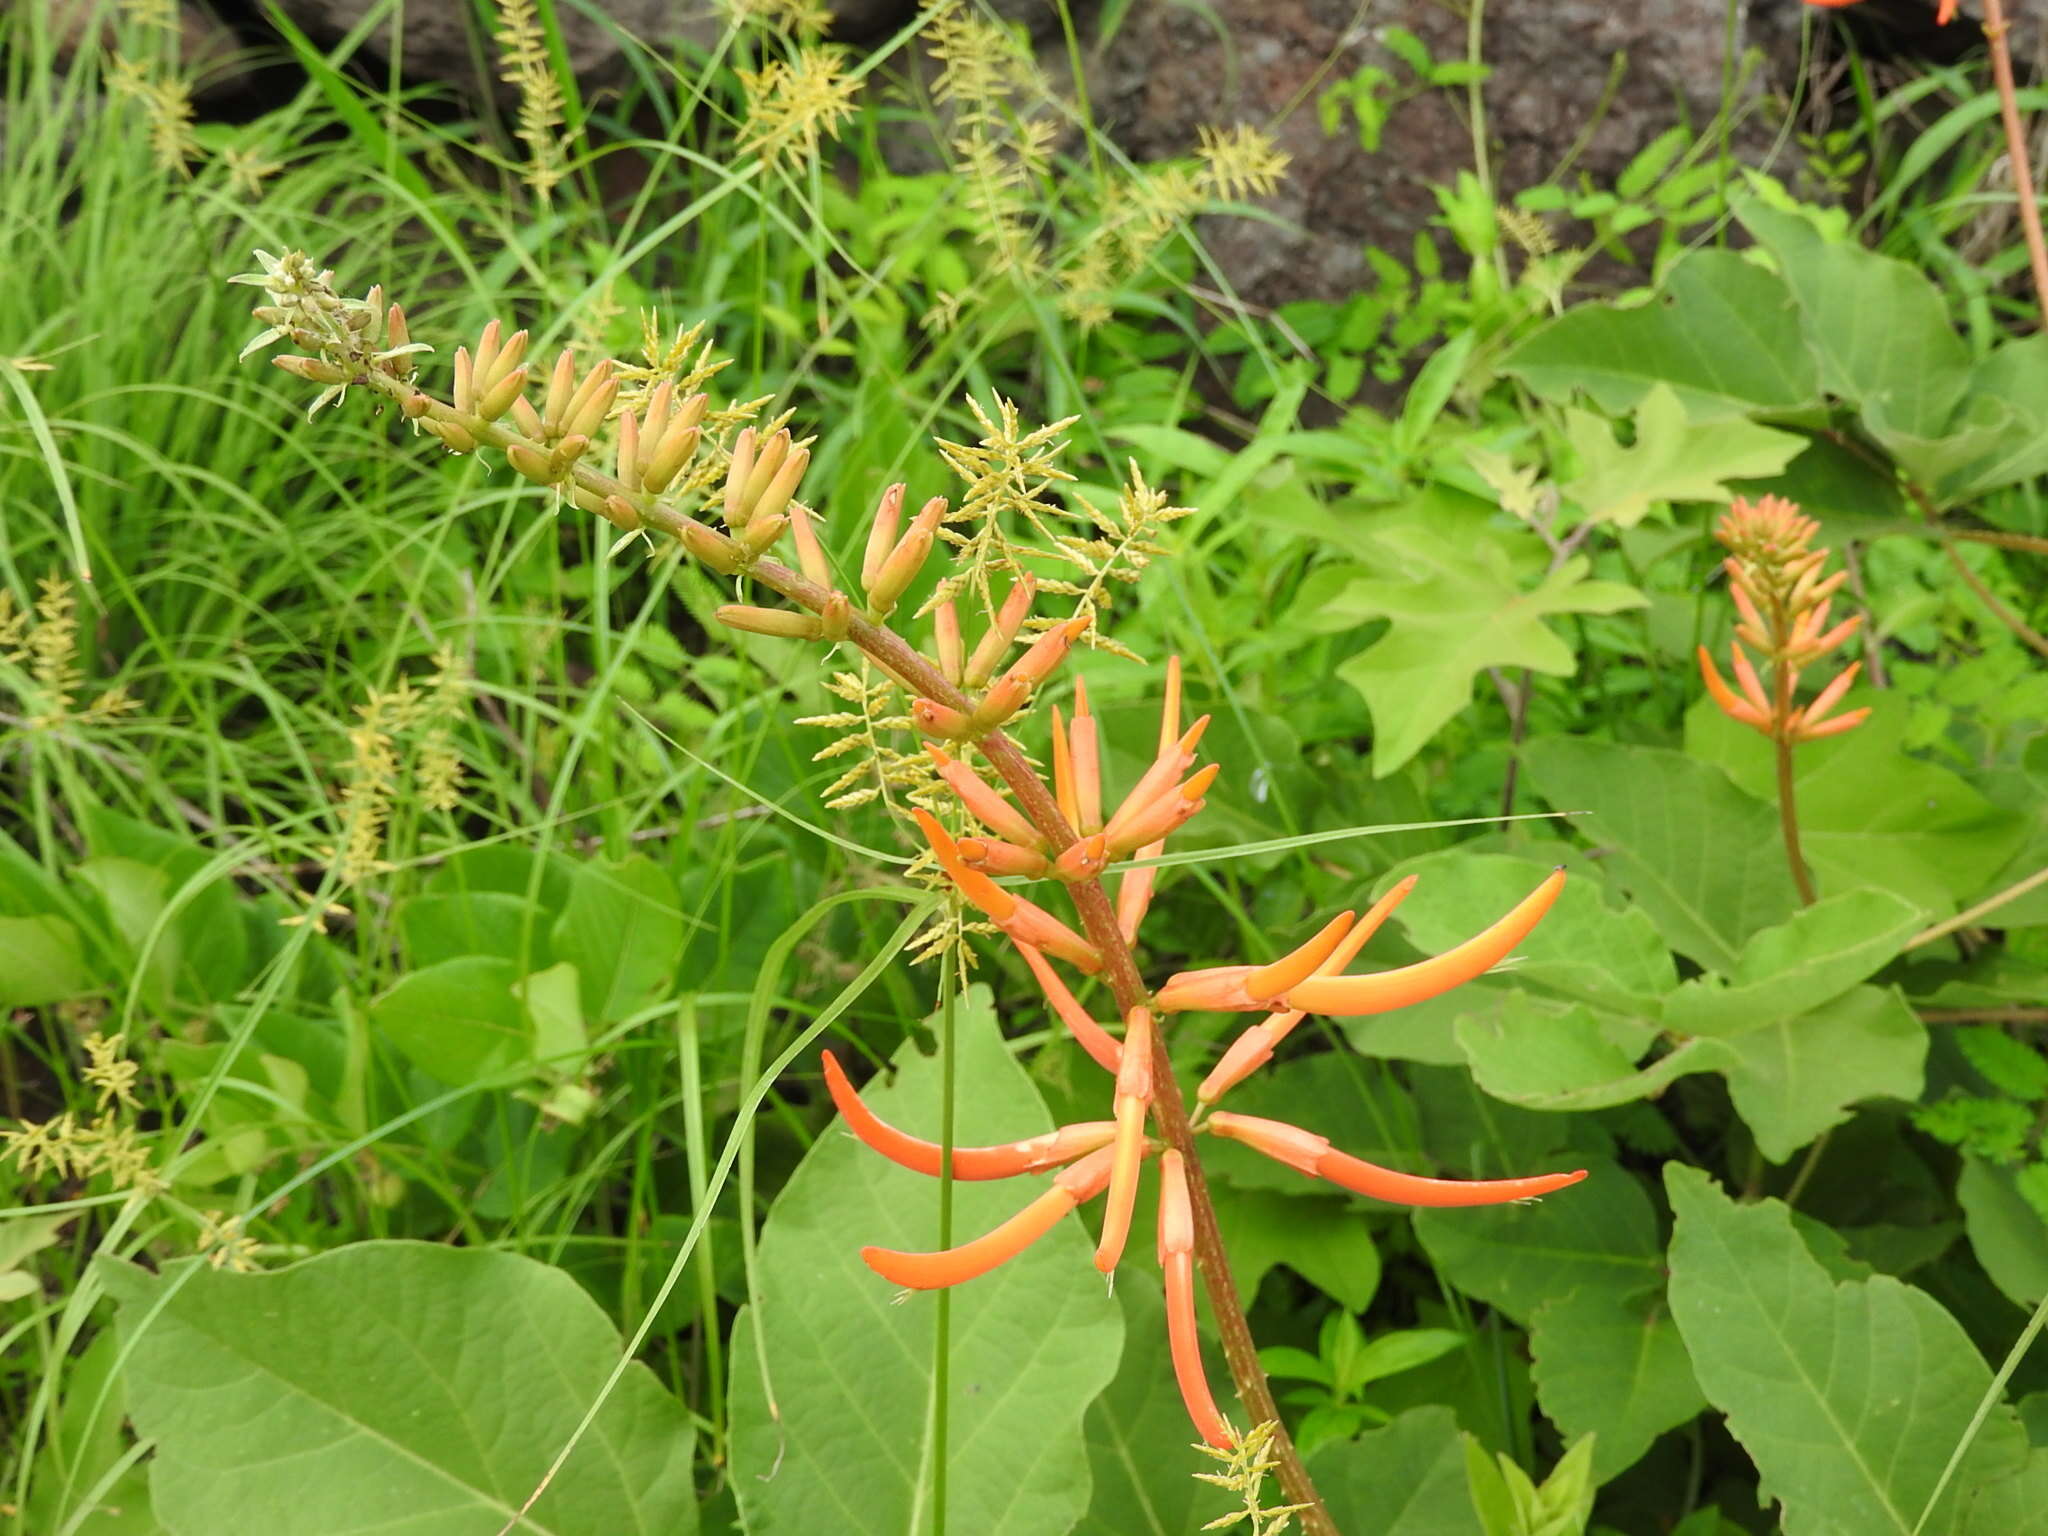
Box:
1772, 665, 1817, 907
1906, 863, 2048, 948
1941, 538, 2048, 661
366, 379, 1337, 1533
1979, 0, 2048, 321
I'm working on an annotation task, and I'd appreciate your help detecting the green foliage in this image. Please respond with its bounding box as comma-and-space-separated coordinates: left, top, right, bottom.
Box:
99, 1245, 697, 1535
6, 2, 2048, 1533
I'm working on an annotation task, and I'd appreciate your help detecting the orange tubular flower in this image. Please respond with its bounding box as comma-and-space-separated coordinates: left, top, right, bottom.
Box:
1283, 869, 1564, 1017
1198, 877, 1418, 1105
1095, 1006, 1155, 1275
821, 1051, 1116, 1178
1158, 1150, 1232, 1449
1014, 942, 1123, 1072
861, 1144, 1120, 1290
913, 808, 1103, 972
1208, 1112, 1587, 1208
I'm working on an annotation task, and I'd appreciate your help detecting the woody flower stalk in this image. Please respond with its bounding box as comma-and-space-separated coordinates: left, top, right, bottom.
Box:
233, 251, 1583, 1534
1696, 495, 1868, 905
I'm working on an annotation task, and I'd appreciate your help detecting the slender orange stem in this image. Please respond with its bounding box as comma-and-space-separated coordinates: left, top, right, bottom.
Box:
1980, 0, 2048, 321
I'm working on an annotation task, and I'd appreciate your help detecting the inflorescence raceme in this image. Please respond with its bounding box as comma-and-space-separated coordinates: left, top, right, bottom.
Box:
233, 249, 1588, 1458
828, 663, 1584, 1448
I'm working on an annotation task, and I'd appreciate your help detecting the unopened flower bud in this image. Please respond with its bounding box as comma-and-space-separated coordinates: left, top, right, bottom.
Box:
541, 349, 578, 435
401, 392, 431, 419
969, 675, 1029, 732
274, 355, 349, 385
861, 483, 907, 590
819, 592, 852, 641
912, 697, 976, 739
452, 345, 476, 413
476, 365, 527, 423
602, 494, 643, 532
787, 501, 833, 587
481, 326, 528, 393
680, 521, 744, 574
965, 576, 1035, 687
723, 428, 759, 527
509, 396, 543, 438
717, 604, 824, 640
740, 511, 789, 559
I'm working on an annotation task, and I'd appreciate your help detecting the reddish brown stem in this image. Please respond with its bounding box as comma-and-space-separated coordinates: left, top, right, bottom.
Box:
1772, 663, 1817, 907
1981, 0, 2048, 321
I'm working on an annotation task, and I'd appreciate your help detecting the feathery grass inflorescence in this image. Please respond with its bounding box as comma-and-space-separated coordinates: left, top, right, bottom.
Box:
0, 577, 140, 731
492, 0, 572, 202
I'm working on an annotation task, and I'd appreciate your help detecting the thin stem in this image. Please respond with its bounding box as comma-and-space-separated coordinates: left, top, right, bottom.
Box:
363, 376, 1335, 1530
1907, 864, 2048, 949
1942, 539, 2048, 661
1919, 1007, 2048, 1024
1979, 0, 2048, 322
1772, 662, 1817, 906
931, 951, 958, 1536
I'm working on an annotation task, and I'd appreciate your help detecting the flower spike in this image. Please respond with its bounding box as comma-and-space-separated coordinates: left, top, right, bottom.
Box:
1208, 1112, 1587, 1207
1095, 1006, 1155, 1275
862, 1144, 1118, 1290
1159, 1149, 1232, 1449
821, 1051, 1115, 1179
1282, 869, 1564, 1017
1116, 657, 1184, 942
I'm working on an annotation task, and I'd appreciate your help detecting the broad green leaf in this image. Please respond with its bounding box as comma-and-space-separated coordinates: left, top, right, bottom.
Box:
1308, 1406, 1484, 1536
1694, 985, 1926, 1162
1209, 1183, 1382, 1313
73, 857, 173, 998
1458, 995, 1713, 1112
1529, 1290, 1705, 1483
0, 914, 91, 1006
1076, 1284, 1235, 1536
1316, 518, 1644, 776
1687, 698, 2026, 914
551, 855, 685, 1022
99, 1244, 695, 1536
1384, 851, 1675, 1014
1665, 1164, 2031, 1535
1937, 335, 2048, 502
75, 805, 247, 1003
728, 988, 1121, 1535
1503, 248, 1821, 419
397, 890, 540, 968
1413, 1158, 1661, 1323
1957, 1157, 2048, 1309
367, 954, 531, 1084
1737, 200, 1973, 453
1561, 383, 1806, 528
1522, 738, 1800, 971
1961, 1451, 2048, 1535
1663, 888, 1926, 1038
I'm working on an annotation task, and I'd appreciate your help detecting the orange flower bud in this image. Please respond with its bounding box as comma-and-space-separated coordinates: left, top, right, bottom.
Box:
509, 395, 544, 438
867, 495, 945, 617
925, 746, 1044, 849
911, 697, 976, 740
1069, 679, 1103, 834
969, 676, 1030, 733
614, 409, 642, 488
1105, 716, 1210, 842
679, 521, 743, 575
1052, 834, 1109, 882
958, 836, 1052, 879
934, 600, 964, 686
860, 483, 907, 591
600, 494, 643, 533
1103, 762, 1218, 859
965, 576, 1035, 687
